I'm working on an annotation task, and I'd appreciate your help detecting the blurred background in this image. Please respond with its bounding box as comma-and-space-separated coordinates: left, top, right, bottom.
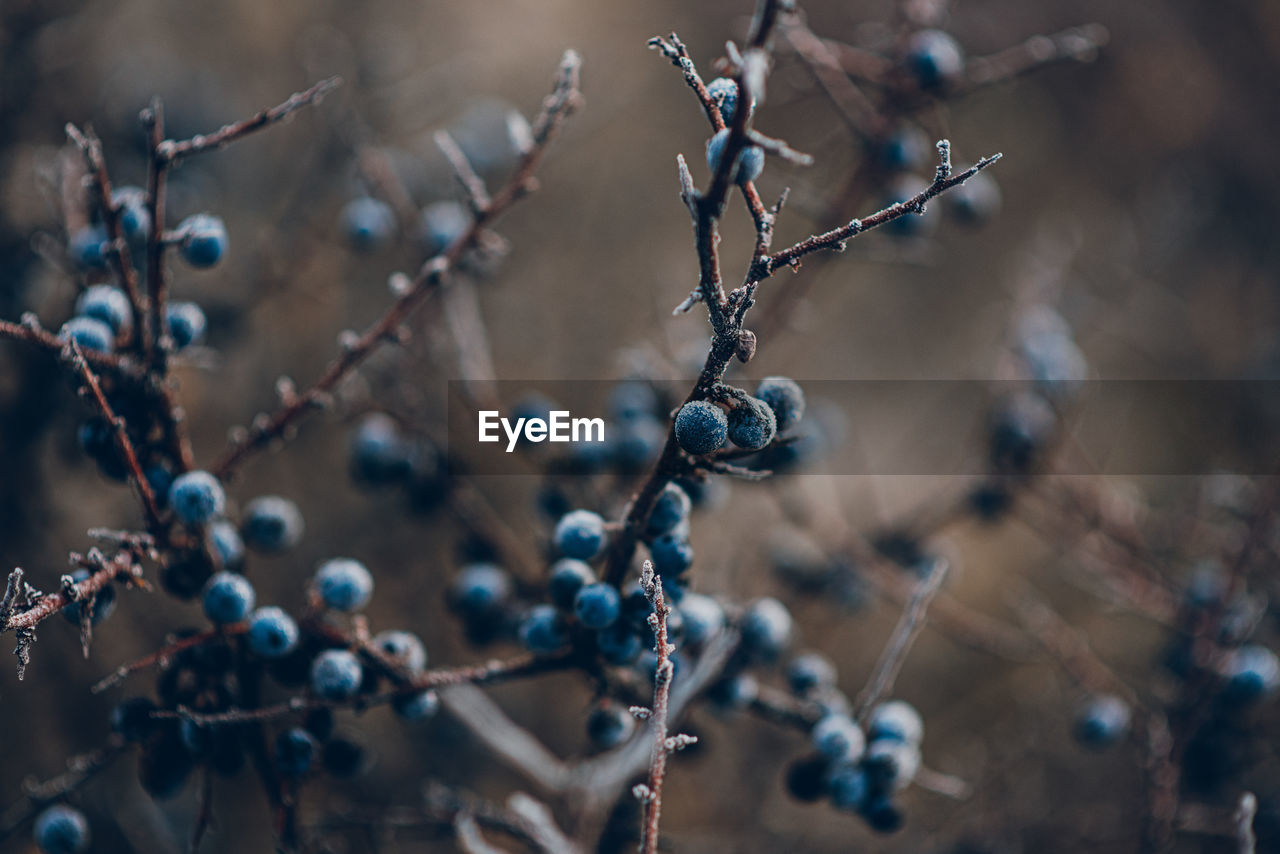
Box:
1, 0, 1279, 851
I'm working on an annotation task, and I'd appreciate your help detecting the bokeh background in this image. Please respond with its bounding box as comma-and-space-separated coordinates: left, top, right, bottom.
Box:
2, 0, 1279, 851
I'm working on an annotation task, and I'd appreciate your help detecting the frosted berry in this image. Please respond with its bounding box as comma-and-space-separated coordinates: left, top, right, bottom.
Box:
112, 185, 150, 243
574, 582, 622, 630
33, 804, 89, 854
787, 651, 837, 696
165, 302, 207, 350
75, 285, 132, 335
945, 169, 1001, 225
58, 317, 114, 354
310, 649, 365, 700
727, 396, 777, 450
868, 700, 924, 745
450, 563, 513, 619
210, 520, 245, 571
1221, 645, 1280, 705
678, 593, 724, 648
553, 509, 607, 560
420, 200, 471, 256
275, 728, 317, 777
314, 558, 374, 612
341, 197, 396, 251
706, 128, 765, 185
168, 470, 225, 525
392, 689, 441, 721
863, 738, 921, 791
740, 597, 792, 661
756, 376, 805, 433
548, 559, 596, 610
827, 763, 871, 812
647, 482, 691, 535
372, 630, 427, 673
811, 714, 866, 763
241, 495, 305, 553
587, 700, 636, 748
674, 400, 728, 455
649, 532, 694, 577
519, 604, 568, 654
903, 29, 964, 91
1073, 694, 1131, 748
349, 413, 414, 485
706, 77, 741, 123
68, 225, 109, 270
202, 571, 255, 624
247, 607, 299, 658
177, 213, 228, 268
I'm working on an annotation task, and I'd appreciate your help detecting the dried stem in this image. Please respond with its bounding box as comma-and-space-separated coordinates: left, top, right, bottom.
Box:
637, 561, 675, 854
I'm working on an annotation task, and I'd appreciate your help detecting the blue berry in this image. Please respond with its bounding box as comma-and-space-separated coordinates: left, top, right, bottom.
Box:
609, 381, 660, 422
868, 700, 924, 745
904, 28, 964, 91
707, 672, 758, 711
77, 419, 126, 481
863, 738, 921, 791
784, 754, 830, 803
450, 563, 512, 618
145, 465, 174, 507
519, 604, 568, 654
61, 568, 116, 626
177, 213, 228, 268
165, 301, 207, 349
647, 483, 691, 535
596, 624, 642, 665
168, 470, 225, 526
110, 696, 158, 743
202, 571, 255, 624
989, 391, 1056, 475
678, 593, 724, 648
1074, 694, 1131, 748
740, 597, 792, 662
274, 728, 317, 777
553, 510, 607, 560
945, 169, 1001, 225
241, 495, 305, 553
68, 225, 109, 270
756, 376, 805, 433
787, 652, 837, 696
827, 763, 871, 812
674, 400, 728, 455
210, 520, 245, 571
59, 316, 114, 354
877, 125, 930, 173
420, 200, 471, 256
392, 689, 441, 721
706, 77, 741, 124
611, 415, 667, 473
112, 186, 150, 243
341, 197, 396, 251
310, 649, 365, 700
1221, 645, 1280, 705
75, 285, 132, 335
33, 804, 89, 854
812, 714, 866, 763
349, 413, 414, 485
706, 129, 765, 185
548, 559, 596, 610
372, 629, 427, 673
314, 558, 374, 612
587, 700, 636, 749
862, 794, 905, 834
574, 582, 621, 629
321, 733, 368, 777
247, 607, 299, 658
649, 532, 694, 578
727, 396, 776, 450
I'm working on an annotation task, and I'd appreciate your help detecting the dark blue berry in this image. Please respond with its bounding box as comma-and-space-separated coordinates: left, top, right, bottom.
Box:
988, 391, 1056, 475
706, 77, 741, 123
59, 317, 114, 353
863, 739, 921, 791
274, 728, 317, 777
241, 495, 305, 553
548, 559, 595, 610
202, 571, 255, 624
862, 794, 905, 834
877, 125, 930, 173
112, 186, 150, 243
868, 700, 924, 745
372, 630, 427, 673
177, 213, 227, 268
587, 701, 636, 749
321, 733, 368, 777
168, 470, 225, 525
1221, 646, 1280, 705
392, 689, 440, 721
787, 652, 837, 696
61, 569, 116, 625
310, 649, 365, 700
945, 169, 1001, 225
727, 397, 776, 450
678, 593, 723, 647
827, 763, 871, 812
611, 415, 666, 473
77, 420, 127, 481
647, 483, 691, 535
209, 520, 245, 571
140, 725, 195, 798
110, 696, 158, 743
674, 400, 728, 455
812, 714, 865, 762
341, 197, 396, 251
33, 804, 89, 854
785, 754, 831, 803
554, 510, 607, 560
165, 302, 207, 349
574, 582, 621, 629
903, 29, 964, 91
69, 225, 108, 270
450, 563, 512, 618
740, 597, 792, 662
75, 285, 132, 336
756, 376, 805, 433
314, 558, 373, 612
649, 533, 694, 577
1074, 694, 1131, 748
419, 200, 470, 256
707, 672, 757, 711
519, 604, 568, 654
596, 623, 643, 664
706, 129, 765, 185
349, 413, 414, 485
247, 607, 299, 658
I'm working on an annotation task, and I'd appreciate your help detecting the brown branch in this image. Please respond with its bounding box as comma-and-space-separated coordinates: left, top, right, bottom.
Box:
2, 550, 142, 633
637, 561, 677, 854
959, 24, 1110, 93
211, 52, 581, 480
0, 737, 126, 840
91, 623, 248, 693
0, 317, 141, 377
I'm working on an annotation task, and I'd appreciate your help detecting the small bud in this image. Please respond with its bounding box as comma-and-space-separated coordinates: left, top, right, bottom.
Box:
736, 329, 757, 363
